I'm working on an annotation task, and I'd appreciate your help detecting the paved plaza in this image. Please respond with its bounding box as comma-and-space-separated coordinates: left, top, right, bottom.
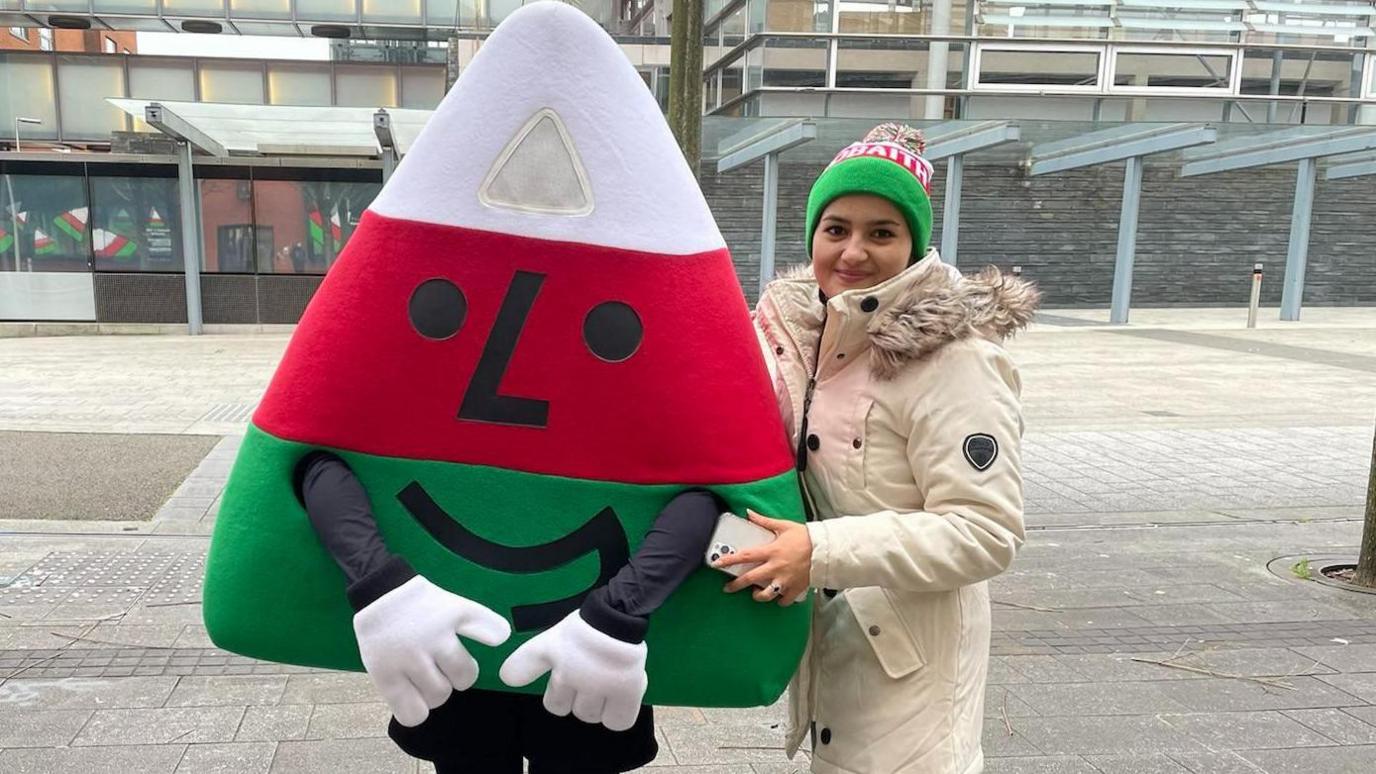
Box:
1, 306, 1375, 773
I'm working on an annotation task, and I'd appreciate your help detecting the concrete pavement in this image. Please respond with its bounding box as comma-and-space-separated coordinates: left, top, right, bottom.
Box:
1, 307, 1375, 773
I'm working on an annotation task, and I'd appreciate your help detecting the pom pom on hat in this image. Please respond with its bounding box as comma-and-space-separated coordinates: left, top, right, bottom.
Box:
863, 123, 927, 156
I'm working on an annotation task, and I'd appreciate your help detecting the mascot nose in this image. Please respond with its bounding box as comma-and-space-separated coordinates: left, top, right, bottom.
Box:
458, 270, 550, 429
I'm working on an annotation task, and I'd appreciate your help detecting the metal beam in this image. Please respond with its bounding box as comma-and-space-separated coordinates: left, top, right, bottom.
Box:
941, 154, 964, 266
1111, 156, 1143, 324
1326, 155, 1376, 180
1027, 123, 1217, 176
175, 141, 204, 336
1180, 126, 1376, 177
760, 153, 779, 297
920, 122, 1020, 266
373, 109, 399, 183
1280, 157, 1316, 321
924, 120, 1021, 162
714, 119, 817, 174
143, 103, 227, 157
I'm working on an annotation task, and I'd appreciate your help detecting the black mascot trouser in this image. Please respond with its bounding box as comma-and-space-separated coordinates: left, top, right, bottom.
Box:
389, 687, 657, 773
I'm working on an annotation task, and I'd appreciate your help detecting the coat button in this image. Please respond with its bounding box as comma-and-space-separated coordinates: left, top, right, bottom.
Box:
820, 727, 832, 745
823, 588, 837, 598
869, 625, 882, 636
837, 352, 845, 359
806, 434, 820, 451
852, 438, 862, 449
860, 296, 879, 312
775, 346, 784, 355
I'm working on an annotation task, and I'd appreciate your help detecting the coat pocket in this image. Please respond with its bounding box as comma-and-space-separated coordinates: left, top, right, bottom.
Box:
844, 586, 926, 679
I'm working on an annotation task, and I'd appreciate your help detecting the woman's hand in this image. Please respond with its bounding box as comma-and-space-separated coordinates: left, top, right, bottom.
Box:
715, 510, 812, 606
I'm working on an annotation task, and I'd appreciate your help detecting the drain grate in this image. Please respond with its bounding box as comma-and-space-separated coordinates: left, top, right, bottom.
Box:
199, 403, 257, 423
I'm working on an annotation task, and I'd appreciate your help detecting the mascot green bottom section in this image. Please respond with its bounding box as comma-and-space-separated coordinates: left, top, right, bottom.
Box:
203, 425, 810, 708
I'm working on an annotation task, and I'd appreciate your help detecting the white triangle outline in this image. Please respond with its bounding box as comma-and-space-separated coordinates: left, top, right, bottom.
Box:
478, 107, 595, 217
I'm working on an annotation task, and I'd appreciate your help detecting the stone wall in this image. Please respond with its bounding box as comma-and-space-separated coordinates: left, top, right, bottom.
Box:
701, 160, 1376, 307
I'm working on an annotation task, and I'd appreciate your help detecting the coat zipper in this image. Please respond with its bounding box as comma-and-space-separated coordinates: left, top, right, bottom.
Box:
793, 306, 826, 521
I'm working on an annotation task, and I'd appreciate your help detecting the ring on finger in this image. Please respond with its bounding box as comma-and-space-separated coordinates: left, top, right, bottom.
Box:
770, 583, 783, 598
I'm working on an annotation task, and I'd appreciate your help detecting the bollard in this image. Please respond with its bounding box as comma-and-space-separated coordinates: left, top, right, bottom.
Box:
1247, 263, 1263, 329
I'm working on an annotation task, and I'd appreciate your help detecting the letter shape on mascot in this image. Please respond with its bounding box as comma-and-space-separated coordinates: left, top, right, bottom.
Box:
203, 2, 808, 709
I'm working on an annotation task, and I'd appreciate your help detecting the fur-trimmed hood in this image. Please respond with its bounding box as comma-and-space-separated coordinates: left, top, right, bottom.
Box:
761, 251, 1041, 379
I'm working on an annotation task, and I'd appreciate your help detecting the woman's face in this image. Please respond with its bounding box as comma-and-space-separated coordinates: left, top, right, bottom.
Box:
811, 194, 912, 299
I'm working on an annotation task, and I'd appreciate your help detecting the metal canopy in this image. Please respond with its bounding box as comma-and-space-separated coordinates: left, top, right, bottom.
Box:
143, 103, 227, 158
123, 100, 434, 334
1327, 153, 1376, 180
924, 120, 1021, 162
1024, 123, 1218, 323
1179, 126, 1376, 321
715, 119, 818, 298
1179, 126, 1376, 178
922, 121, 1022, 267
715, 119, 818, 174
109, 99, 431, 159
1027, 123, 1217, 177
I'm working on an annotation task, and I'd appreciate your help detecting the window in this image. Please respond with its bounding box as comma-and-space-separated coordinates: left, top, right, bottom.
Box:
199, 179, 256, 273
252, 180, 379, 274
1, 175, 92, 273
39, 30, 53, 51
56, 56, 130, 139
8, 27, 28, 42
104, 37, 118, 54
973, 45, 1105, 91
89, 177, 183, 272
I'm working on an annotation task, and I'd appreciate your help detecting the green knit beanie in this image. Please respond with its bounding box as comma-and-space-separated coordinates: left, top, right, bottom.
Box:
805, 123, 935, 263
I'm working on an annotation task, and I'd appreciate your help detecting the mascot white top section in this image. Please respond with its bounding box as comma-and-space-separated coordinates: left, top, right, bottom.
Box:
368, 1, 727, 256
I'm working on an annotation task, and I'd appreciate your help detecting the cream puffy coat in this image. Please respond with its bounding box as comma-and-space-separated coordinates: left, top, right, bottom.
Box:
753, 251, 1038, 774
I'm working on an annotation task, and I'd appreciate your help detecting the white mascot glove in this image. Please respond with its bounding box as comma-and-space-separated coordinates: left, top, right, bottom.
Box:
353, 575, 512, 727
498, 609, 648, 731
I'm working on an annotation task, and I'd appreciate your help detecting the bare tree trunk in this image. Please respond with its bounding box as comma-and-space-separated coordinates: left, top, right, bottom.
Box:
667, 0, 703, 174
1355, 422, 1376, 588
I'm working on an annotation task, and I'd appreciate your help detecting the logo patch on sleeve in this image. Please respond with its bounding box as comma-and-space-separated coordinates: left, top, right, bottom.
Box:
963, 434, 999, 471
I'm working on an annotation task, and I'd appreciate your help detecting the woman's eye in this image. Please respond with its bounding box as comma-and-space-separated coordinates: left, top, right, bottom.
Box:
874, 230, 894, 239
825, 226, 845, 236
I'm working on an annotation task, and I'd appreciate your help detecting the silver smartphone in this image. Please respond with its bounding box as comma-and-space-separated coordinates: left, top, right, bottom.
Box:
705, 511, 776, 577
705, 512, 808, 604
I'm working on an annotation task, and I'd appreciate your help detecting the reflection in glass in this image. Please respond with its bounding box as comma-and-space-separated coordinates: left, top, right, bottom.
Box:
90, 178, 183, 272
1, 175, 90, 273
199, 179, 258, 273
252, 180, 379, 274
765, 0, 830, 32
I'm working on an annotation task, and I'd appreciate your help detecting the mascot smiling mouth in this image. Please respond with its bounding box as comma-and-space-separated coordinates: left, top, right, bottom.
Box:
397, 481, 629, 632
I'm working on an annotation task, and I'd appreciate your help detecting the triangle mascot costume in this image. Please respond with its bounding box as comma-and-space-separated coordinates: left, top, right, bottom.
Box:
202, 3, 809, 771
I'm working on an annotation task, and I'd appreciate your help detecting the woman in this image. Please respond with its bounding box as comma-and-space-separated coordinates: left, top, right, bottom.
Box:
716, 124, 1040, 774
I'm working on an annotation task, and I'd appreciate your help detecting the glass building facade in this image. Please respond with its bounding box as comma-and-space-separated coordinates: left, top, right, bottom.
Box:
1, 164, 378, 277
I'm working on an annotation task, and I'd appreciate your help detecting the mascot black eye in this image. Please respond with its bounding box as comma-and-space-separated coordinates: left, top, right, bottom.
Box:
583, 301, 643, 363
409, 278, 468, 340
